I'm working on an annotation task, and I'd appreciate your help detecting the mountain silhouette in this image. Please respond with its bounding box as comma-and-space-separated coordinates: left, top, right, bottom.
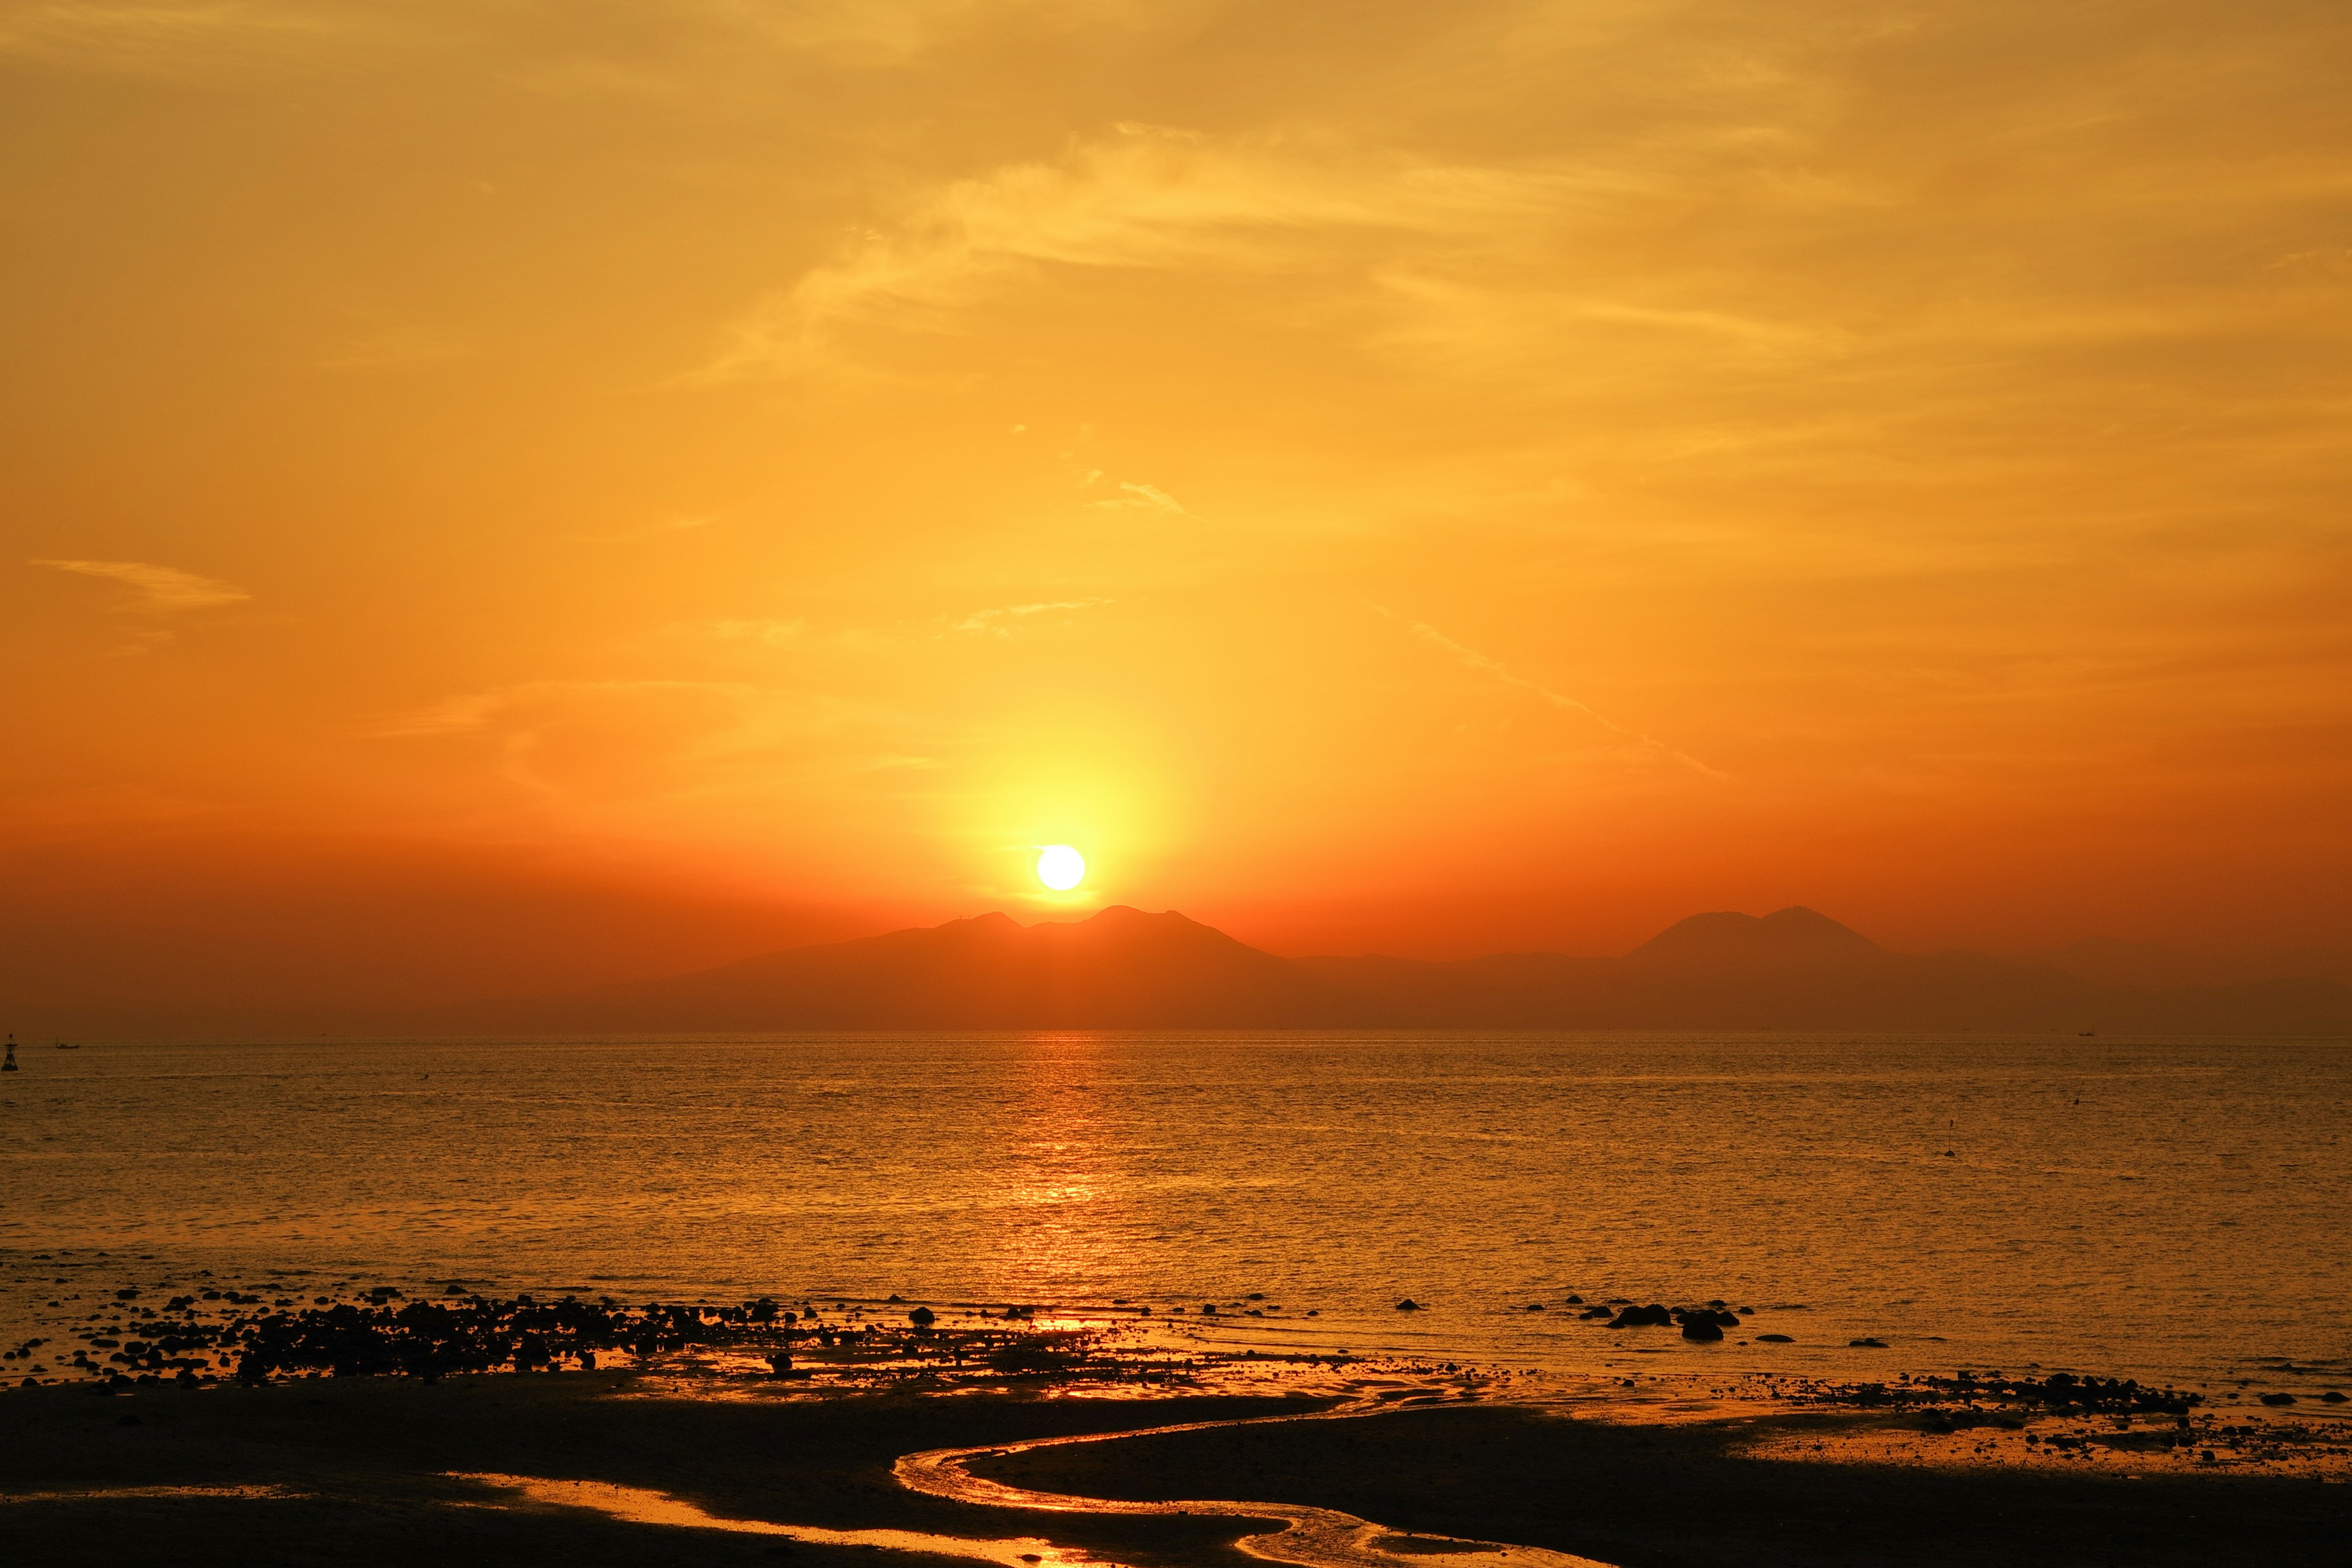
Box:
1627, 905, 1881, 965
503, 905, 1344, 1030
474, 903, 2352, 1035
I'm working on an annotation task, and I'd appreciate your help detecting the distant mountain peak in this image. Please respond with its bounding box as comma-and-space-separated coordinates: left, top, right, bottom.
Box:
421, 899, 2351, 1035
1628, 905, 1880, 962
1043, 904, 1173, 926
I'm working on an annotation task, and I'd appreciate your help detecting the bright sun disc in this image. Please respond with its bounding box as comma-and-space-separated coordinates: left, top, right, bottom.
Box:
1036, 845, 1085, 891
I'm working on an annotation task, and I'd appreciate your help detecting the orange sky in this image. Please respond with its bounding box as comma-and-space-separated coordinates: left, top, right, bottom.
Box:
6, 2, 2349, 1009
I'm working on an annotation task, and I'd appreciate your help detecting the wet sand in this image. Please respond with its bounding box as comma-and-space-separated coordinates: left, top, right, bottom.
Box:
4, 1366, 2346, 1567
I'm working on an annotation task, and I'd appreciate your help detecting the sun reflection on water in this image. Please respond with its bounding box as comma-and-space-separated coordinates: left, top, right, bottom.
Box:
992, 1033, 1128, 1298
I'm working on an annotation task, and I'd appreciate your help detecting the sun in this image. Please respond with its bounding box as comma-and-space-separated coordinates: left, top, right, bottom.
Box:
1035, 845, 1086, 891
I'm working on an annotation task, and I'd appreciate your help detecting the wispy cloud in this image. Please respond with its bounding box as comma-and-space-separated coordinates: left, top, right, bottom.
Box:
34, 558, 250, 610
944, 597, 1112, 637
1374, 604, 1725, 779
1087, 481, 1186, 514
369, 679, 761, 740
708, 123, 1623, 377
564, 511, 729, 545
368, 676, 939, 807
32, 557, 251, 654
703, 617, 806, 647
0, 2, 392, 77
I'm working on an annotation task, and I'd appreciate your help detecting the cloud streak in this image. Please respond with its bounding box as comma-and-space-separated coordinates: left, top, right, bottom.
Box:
710, 123, 1636, 377
1088, 481, 1186, 514
703, 617, 806, 647
945, 597, 1113, 637
0, 1, 393, 77
1374, 605, 1725, 780
34, 558, 251, 610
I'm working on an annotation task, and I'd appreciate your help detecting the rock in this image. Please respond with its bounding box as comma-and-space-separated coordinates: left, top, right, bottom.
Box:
2322, 1391, 2347, 1403
1757, 1333, 1794, 1343
1564, 1294, 1583, 1304
1681, 1318, 1724, 1342
1850, 1337, 1887, 1348
2259, 1392, 2297, 1406
1395, 1299, 1422, 1311
1607, 1303, 1675, 1329
907, 1306, 935, 1328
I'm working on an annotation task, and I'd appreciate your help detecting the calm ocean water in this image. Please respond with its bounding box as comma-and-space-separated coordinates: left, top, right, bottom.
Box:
3, 1033, 2345, 1393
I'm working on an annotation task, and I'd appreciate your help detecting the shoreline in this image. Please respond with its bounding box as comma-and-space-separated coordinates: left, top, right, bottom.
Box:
4, 1366, 2348, 1567
4, 1288, 2349, 1568
6, 1262, 2348, 1564
10, 1273, 2346, 1459
8, 1254, 2344, 1404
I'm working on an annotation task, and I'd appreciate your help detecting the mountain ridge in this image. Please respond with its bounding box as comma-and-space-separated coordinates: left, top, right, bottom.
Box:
471, 903, 2351, 1035
13, 904, 2346, 1038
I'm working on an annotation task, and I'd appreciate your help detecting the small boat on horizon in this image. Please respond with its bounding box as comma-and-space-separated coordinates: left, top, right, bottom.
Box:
2, 1035, 16, 1072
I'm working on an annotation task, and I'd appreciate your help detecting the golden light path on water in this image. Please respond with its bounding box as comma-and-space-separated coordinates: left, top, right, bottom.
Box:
13, 1035, 2350, 1392
443, 1036, 1615, 1568
459, 1398, 1612, 1568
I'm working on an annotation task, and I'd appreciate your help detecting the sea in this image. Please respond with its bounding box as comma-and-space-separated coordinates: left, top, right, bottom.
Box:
3, 1032, 2345, 1396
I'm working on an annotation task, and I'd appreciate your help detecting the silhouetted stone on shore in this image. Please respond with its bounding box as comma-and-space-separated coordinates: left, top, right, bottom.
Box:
1607, 1303, 1674, 1328
26, 1285, 1146, 1389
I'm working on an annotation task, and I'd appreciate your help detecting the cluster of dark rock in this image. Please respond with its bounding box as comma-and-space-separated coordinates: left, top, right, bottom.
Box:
1820, 1369, 2208, 1421
229, 1294, 662, 1382
1939, 1369, 2202, 1416
35, 1286, 1110, 1389
1586, 1300, 1754, 1341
